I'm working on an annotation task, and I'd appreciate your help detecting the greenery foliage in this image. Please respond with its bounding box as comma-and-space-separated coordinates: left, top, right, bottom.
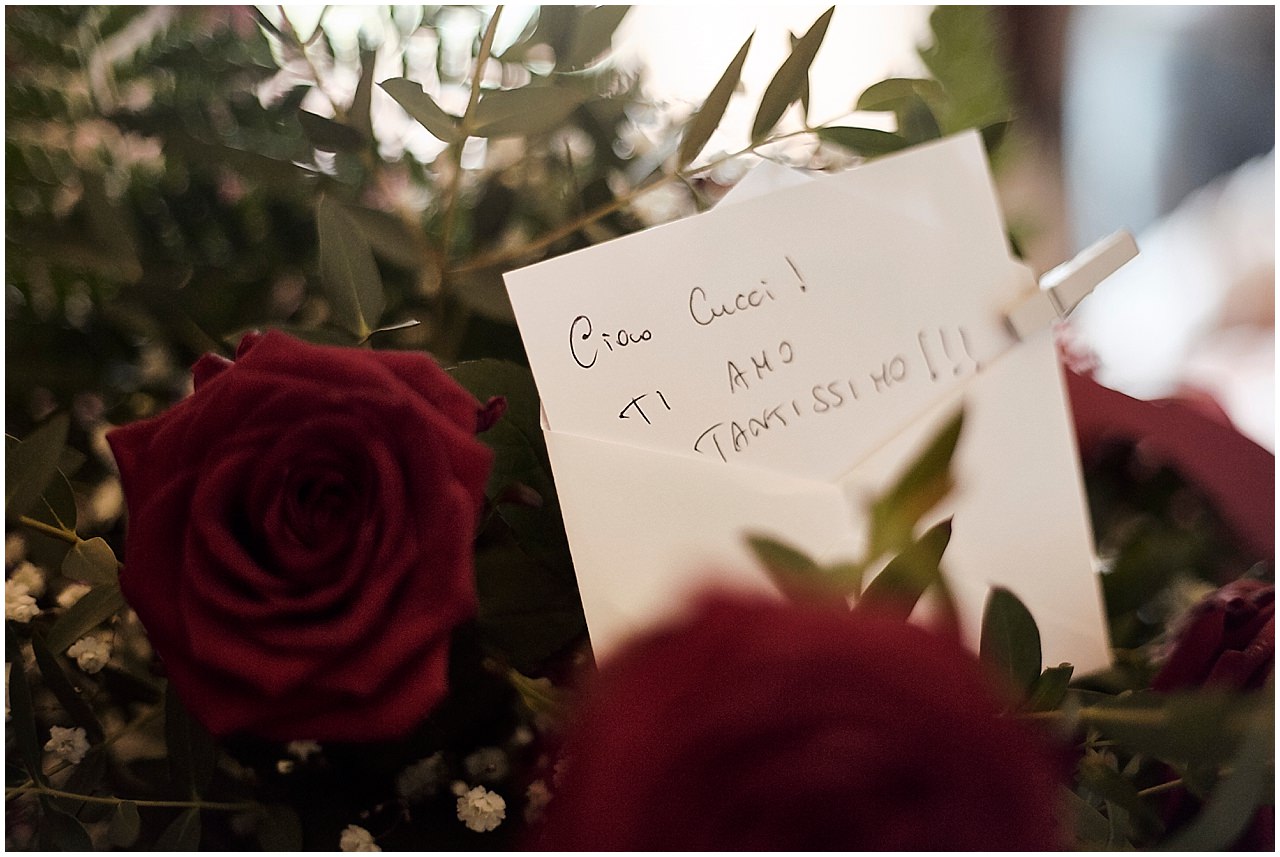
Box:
5, 5, 1271, 851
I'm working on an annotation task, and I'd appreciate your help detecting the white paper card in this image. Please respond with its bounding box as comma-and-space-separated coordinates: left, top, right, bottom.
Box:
505, 132, 1112, 673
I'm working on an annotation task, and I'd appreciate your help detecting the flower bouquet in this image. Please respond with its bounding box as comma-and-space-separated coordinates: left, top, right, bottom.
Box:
5, 6, 1272, 851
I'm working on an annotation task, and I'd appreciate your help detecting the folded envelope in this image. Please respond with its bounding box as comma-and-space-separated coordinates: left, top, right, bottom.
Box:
506, 132, 1114, 674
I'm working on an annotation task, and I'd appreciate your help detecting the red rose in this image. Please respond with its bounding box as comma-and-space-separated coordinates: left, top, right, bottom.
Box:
107, 331, 493, 741
1152, 578, 1274, 692
534, 594, 1065, 850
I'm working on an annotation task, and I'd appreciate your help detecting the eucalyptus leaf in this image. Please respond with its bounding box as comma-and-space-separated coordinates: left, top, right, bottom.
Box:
471, 85, 592, 139
81, 170, 142, 282
561, 5, 630, 70
475, 544, 585, 671
751, 6, 834, 143
37, 798, 94, 851
155, 808, 201, 851
317, 195, 386, 340
789, 31, 811, 119
32, 469, 77, 536
31, 632, 106, 743
856, 518, 953, 620
379, 78, 463, 143
165, 682, 217, 799
350, 47, 377, 141
918, 6, 1010, 136
61, 537, 119, 587
6, 625, 45, 785
297, 110, 366, 152
109, 800, 142, 849
46, 583, 125, 655
854, 77, 946, 112
6, 413, 70, 522
678, 33, 752, 168
979, 586, 1042, 697
816, 126, 910, 158
867, 410, 963, 560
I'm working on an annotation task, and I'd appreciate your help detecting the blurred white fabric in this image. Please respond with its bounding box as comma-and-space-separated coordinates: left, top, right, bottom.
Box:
1069, 152, 1275, 450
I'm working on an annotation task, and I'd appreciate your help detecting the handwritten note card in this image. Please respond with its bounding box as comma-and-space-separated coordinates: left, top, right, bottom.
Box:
505, 132, 1112, 672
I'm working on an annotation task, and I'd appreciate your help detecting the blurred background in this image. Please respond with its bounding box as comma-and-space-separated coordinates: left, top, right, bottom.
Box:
6, 5, 1275, 459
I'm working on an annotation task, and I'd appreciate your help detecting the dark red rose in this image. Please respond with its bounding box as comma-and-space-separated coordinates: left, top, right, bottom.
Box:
107, 331, 493, 741
1064, 367, 1275, 560
1152, 578, 1274, 692
533, 594, 1065, 850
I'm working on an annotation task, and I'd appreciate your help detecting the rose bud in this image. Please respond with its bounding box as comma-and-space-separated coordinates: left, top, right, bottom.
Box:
107, 331, 493, 741
532, 593, 1065, 850
1152, 578, 1274, 692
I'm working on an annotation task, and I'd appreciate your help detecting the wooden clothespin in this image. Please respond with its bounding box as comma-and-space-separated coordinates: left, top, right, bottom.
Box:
1005, 230, 1139, 340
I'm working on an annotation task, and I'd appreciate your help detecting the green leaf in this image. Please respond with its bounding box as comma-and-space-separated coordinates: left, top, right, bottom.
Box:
854, 78, 944, 145
350, 47, 377, 141
7, 625, 45, 785
855, 77, 946, 112
474, 544, 586, 671
297, 110, 366, 152
1077, 755, 1164, 838
788, 31, 810, 120
109, 801, 141, 848
560, 5, 630, 70
1062, 786, 1111, 849
751, 6, 834, 143
746, 533, 849, 606
61, 537, 119, 587
816, 126, 910, 158
37, 798, 93, 850
155, 808, 201, 851
1076, 690, 1268, 768
46, 583, 125, 655
379, 78, 463, 143
979, 586, 1042, 697
165, 682, 217, 799
918, 6, 1010, 136
256, 804, 304, 851
867, 410, 963, 560
471, 85, 592, 139
678, 33, 752, 168
31, 632, 105, 743
1160, 694, 1274, 850
6, 413, 70, 522
316, 195, 386, 340
857, 518, 954, 620
1025, 663, 1074, 712
32, 469, 77, 536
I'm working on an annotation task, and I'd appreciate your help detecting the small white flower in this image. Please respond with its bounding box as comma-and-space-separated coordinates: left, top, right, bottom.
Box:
275, 759, 295, 775
456, 785, 506, 833
9, 562, 45, 598
524, 779, 552, 824
396, 753, 447, 803
44, 725, 90, 765
56, 582, 91, 609
338, 824, 380, 852
463, 746, 508, 784
5, 533, 26, 565
286, 739, 321, 762
450, 780, 469, 797
66, 636, 112, 674
510, 725, 535, 747
5, 580, 39, 623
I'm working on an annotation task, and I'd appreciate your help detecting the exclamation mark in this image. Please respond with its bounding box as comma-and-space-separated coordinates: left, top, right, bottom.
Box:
785, 255, 806, 293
